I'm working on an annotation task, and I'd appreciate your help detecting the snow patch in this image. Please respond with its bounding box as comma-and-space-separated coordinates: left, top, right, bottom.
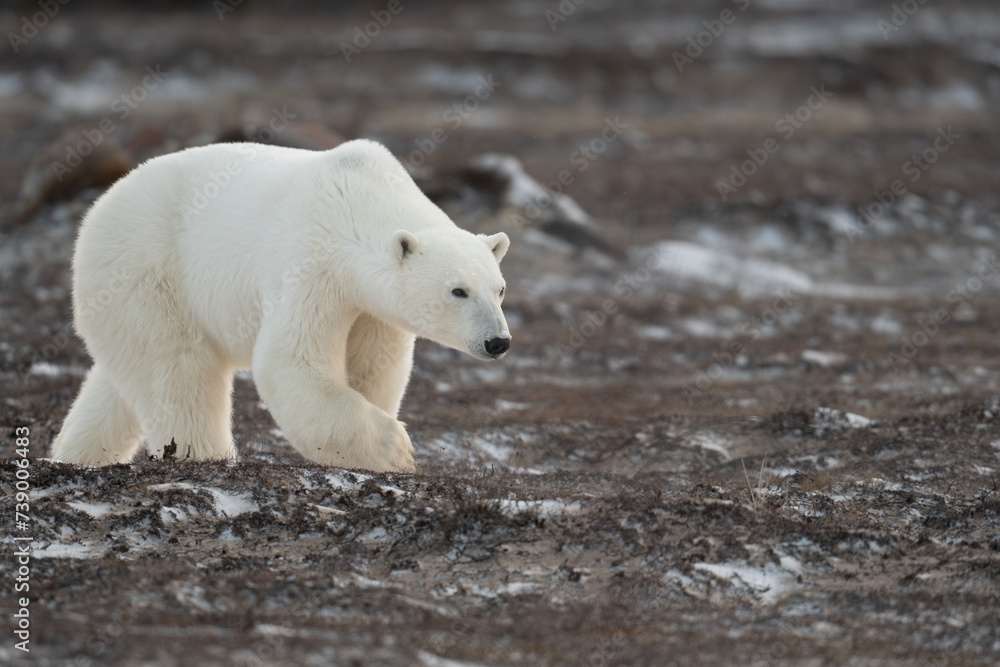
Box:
471, 436, 515, 463
417, 650, 489, 667
495, 399, 531, 412
498, 498, 582, 518
648, 241, 908, 301
148, 483, 257, 517
67, 500, 114, 518
310, 504, 344, 517
325, 471, 365, 491
33, 542, 97, 559
651, 241, 812, 298
694, 561, 799, 604
802, 350, 847, 367
160, 507, 192, 525
171, 584, 214, 612
812, 407, 873, 435
29, 362, 88, 377
688, 432, 732, 461
635, 324, 672, 341
870, 312, 903, 335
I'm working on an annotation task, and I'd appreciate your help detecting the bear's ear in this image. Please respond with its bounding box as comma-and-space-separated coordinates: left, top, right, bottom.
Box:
391, 230, 419, 263
481, 232, 510, 263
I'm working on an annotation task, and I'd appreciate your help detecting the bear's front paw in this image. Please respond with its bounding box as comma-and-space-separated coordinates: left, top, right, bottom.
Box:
368, 416, 414, 473
360, 413, 416, 472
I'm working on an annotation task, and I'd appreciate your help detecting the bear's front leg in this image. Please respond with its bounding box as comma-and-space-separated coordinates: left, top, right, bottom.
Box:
251, 312, 415, 473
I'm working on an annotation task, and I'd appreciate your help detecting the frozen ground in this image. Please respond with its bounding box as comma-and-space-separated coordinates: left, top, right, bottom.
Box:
1, 1, 999, 665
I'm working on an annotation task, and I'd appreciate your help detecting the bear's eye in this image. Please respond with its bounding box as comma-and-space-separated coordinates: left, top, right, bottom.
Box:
499, 287, 505, 298
451, 288, 468, 298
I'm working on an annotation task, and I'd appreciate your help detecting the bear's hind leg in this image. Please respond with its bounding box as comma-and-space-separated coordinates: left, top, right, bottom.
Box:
127, 349, 236, 462
52, 365, 143, 465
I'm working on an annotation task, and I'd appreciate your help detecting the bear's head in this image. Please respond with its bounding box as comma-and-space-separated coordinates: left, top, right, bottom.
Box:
389, 227, 511, 360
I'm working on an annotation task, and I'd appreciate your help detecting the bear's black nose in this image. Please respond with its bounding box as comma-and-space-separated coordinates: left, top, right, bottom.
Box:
484, 336, 510, 357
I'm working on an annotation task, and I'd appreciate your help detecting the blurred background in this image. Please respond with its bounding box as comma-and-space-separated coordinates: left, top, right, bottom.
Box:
2, 1, 999, 665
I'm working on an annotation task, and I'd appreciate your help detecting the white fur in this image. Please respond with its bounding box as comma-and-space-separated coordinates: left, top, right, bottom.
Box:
52, 139, 510, 472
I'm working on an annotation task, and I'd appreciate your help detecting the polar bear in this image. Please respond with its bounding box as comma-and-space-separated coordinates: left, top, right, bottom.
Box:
51, 139, 511, 472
